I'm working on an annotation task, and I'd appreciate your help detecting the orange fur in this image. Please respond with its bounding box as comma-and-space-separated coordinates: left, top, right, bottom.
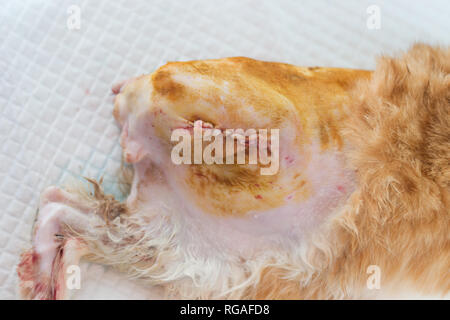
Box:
250, 44, 450, 299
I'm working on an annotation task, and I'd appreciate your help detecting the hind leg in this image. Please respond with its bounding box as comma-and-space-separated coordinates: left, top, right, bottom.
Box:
17, 184, 125, 299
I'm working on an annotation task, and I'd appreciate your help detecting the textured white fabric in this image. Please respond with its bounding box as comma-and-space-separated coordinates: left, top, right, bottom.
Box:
0, 0, 448, 299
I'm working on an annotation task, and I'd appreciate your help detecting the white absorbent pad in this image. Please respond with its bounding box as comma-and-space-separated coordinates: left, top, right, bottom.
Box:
0, 0, 449, 299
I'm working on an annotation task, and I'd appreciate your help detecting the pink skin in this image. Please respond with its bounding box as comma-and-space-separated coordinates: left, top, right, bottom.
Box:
120, 122, 147, 164
111, 75, 146, 95
17, 238, 87, 300
111, 80, 128, 95
17, 187, 90, 300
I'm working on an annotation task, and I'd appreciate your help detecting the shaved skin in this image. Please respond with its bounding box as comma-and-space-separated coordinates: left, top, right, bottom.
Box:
113, 58, 371, 254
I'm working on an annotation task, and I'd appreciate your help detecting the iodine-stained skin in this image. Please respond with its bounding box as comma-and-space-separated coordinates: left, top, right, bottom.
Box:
17, 45, 449, 300
114, 58, 371, 217
112, 59, 370, 249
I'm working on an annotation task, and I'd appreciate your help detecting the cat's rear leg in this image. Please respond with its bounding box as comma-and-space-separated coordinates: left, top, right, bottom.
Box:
17, 182, 127, 299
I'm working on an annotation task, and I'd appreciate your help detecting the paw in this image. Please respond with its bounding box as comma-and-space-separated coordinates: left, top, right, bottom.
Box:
18, 187, 89, 299
17, 239, 87, 300
17, 249, 51, 299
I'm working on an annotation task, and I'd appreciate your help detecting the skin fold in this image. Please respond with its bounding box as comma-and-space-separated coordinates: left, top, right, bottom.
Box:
17, 44, 449, 299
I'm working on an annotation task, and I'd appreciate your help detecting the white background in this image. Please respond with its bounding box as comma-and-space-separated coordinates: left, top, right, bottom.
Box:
0, 0, 449, 299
